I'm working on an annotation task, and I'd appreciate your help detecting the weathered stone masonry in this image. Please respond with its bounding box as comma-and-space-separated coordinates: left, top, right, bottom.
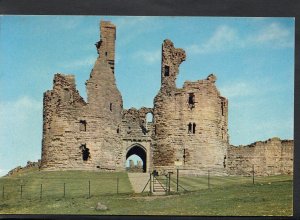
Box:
42, 21, 123, 171
41, 20, 293, 176
152, 40, 229, 175
227, 138, 293, 176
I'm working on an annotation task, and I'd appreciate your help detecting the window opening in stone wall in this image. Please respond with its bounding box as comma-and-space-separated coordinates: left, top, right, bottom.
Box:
117, 126, 120, 134
80, 144, 90, 161
221, 102, 224, 116
79, 120, 87, 131
63, 88, 71, 102
145, 112, 153, 133
105, 52, 108, 57
183, 148, 186, 165
110, 103, 113, 112
188, 123, 192, 133
146, 112, 153, 123
164, 65, 170, 76
188, 93, 195, 109
193, 123, 196, 134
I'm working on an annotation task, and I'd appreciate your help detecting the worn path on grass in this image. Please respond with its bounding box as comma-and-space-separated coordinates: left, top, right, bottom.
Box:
127, 173, 150, 193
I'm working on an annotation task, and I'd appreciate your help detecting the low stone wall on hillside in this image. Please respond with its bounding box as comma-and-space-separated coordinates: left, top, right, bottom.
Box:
6, 160, 41, 176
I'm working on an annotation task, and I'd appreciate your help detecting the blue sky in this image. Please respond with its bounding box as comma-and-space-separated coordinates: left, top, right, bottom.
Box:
0, 16, 294, 176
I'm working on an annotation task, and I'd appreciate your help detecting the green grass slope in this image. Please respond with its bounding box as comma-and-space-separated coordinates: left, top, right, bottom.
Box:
0, 169, 293, 216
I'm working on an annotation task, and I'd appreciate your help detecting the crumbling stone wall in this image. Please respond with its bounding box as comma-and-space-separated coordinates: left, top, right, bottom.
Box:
41, 21, 124, 171
227, 138, 293, 176
121, 107, 153, 138
120, 107, 153, 172
40, 20, 293, 176
152, 40, 229, 174
6, 160, 41, 176
41, 74, 87, 169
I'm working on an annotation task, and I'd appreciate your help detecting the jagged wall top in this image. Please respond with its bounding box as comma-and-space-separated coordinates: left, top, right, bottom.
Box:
161, 39, 186, 93
95, 21, 116, 73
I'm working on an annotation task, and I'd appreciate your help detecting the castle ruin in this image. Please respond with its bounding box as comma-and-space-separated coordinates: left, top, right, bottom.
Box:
41, 21, 293, 176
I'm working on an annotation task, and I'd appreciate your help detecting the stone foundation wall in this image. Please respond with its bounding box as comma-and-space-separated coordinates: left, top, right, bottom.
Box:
227, 138, 293, 176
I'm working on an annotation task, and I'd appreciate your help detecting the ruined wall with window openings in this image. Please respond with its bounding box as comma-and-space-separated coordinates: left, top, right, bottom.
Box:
41, 20, 293, 176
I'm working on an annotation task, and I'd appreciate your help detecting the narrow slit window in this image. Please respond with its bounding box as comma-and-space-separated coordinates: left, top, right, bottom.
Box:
221, 102, 224, 116
79, 120, 87, 131
105, 51, 108, 57
164, 65, 170, 76
188, 123, 192, 133
188, 93, 195, 108
110, 103, 113, 112
192, 123, 196, 134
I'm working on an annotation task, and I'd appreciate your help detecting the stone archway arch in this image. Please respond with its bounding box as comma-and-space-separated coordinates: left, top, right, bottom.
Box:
126, 143, 147, 172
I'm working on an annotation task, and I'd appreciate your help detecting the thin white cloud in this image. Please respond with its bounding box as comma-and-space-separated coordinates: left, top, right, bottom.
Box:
219, 77, 288, 99
114, 16, 148, 30
250, 22, 293, 48
115, 17, 162, 46
62, 56, 97, 69
0, 96, 42, 121
187, 25, 240, 54
132, 49, 160, 64
187, 22, 293, 55
54, 16, 84, 30
219, 82, 256, 98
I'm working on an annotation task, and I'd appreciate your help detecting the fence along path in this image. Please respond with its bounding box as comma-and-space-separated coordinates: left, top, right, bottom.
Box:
127, 173, 150, 193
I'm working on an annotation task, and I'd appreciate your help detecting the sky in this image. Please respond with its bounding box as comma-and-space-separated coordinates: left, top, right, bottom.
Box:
0, 16, 294, 176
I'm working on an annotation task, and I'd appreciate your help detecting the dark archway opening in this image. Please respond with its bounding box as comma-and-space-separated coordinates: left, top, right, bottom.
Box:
126, 145, 146, 172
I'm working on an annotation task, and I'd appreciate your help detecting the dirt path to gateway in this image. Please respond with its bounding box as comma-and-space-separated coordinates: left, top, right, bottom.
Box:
127, 173, 150, 193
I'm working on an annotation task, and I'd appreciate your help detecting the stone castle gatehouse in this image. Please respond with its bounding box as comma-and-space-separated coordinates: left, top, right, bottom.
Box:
41, 21, 293, 176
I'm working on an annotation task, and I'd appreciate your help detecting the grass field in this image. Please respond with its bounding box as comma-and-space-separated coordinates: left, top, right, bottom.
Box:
0, 168, 293, 216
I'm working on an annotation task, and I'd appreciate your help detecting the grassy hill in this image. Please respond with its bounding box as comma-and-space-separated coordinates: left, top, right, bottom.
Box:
0, 169, 293, 216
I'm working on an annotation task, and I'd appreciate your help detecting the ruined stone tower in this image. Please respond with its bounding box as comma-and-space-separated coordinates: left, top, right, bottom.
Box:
152, 40, 229, 174
41, 20, 293, 176
41, 21, 123, 170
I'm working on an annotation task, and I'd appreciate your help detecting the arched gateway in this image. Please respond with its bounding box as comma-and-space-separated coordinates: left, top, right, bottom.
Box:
126, 144, 147, 172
